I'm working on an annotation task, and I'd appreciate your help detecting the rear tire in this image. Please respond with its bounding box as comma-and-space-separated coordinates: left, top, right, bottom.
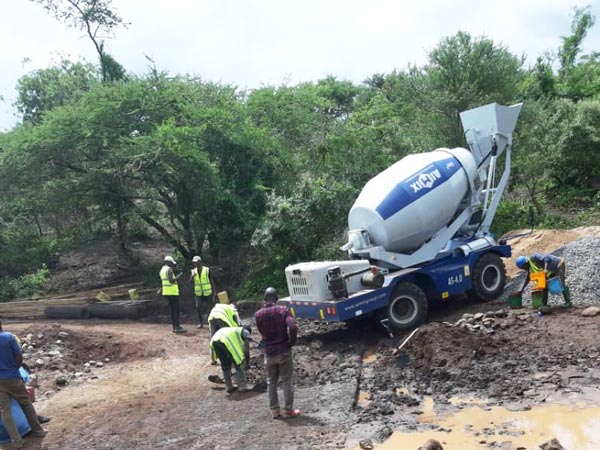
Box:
387, 282, 428, 331
468, 252, 506, 301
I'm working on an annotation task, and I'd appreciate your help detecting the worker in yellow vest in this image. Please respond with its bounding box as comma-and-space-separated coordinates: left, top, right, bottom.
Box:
209, 326, 254, 393
191, 256, 217, 328
208, 303, 242, 365
160, 256, 186, 333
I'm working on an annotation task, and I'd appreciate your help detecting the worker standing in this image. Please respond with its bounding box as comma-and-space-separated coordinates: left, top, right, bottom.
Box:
160, 256, 186, 333
516, 253, 571, 307
209, 326, 254, 393
254, 287, 300, 419
190, 256, 217, 328
0, 320, 47, 447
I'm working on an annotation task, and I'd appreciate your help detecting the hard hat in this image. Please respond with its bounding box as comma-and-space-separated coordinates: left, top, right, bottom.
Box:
192, 256, 202, 263
515, 256, 527, 268
264, 287, 278, 302
164, 256, 176, 264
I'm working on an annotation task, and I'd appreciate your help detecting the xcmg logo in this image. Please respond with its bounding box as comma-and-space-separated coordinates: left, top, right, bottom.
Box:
409, 169, 441, 193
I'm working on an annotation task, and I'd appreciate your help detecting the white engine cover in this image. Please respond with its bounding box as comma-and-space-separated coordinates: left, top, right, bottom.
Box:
285, 260, 370, 302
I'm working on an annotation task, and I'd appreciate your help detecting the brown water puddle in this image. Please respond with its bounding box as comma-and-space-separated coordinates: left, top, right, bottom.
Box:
372, 401, 600, 449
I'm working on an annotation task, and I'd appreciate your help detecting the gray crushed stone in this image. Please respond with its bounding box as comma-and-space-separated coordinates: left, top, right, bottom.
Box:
505, 236, 600, 307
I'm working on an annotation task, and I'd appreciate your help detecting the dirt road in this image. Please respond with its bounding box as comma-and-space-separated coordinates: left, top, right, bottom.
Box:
6, 300, 600, 450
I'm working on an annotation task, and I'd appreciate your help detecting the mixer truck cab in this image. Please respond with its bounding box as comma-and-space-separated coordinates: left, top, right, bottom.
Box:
278, 102, 522, 331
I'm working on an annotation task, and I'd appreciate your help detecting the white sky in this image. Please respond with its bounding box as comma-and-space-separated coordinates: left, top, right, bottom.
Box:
1, 0, 599, 130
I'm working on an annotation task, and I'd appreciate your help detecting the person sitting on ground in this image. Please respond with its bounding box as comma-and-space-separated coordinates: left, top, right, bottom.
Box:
515, 253, 571, 308
0, 320, 47, 448
254, 287, 300, 419
209, 326, 254, 394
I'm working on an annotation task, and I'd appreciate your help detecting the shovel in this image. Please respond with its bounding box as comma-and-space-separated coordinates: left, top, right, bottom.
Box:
395, 327, 420, 368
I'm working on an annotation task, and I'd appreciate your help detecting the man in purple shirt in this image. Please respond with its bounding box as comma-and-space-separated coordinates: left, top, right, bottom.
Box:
0, 320, 46, 447
254, 287, 300, 419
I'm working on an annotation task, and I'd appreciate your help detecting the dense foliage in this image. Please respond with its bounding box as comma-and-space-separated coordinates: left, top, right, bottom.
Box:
0, 6, 599, 299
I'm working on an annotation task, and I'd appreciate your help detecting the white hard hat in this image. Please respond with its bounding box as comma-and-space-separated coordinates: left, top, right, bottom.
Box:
164, 256, 176, 264
192, 256, 202, 262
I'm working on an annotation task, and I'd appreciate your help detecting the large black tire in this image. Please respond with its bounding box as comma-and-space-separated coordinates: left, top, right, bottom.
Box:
45, 306, 90, 319
468, 252, 506, 301
88, 300, 151, 319
387, 282, 428, 331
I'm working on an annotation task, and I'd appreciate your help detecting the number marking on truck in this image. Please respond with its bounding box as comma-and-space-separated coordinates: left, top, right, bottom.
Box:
447, 274, 463, 286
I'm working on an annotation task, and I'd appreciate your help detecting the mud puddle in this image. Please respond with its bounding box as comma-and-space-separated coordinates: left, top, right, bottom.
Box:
364, 399, 600, 449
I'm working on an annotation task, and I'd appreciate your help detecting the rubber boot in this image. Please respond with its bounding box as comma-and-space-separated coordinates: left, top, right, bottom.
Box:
562, 286, 572, 308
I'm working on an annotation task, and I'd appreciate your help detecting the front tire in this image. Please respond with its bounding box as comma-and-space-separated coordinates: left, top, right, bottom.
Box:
387, 282, 428, 331
468, 252, 506, 301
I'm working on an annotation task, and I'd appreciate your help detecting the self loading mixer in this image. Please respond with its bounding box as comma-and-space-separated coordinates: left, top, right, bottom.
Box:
279, 102, 523, 330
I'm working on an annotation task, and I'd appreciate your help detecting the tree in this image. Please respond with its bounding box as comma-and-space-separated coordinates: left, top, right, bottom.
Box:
31, 0, 127, 81
16, 59, 99, 124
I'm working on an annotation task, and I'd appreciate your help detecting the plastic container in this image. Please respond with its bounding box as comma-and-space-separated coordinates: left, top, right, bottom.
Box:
547, 277, 564, 295
531, 289, 544, 309
217, 291, 229, 304
0, 399, 32, 444
529, 272, 546, 290
507, 292, 523, 309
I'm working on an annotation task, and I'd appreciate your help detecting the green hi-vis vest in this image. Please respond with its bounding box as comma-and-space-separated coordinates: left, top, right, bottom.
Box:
160, 266, 179, 296
210, 327, 245, 365
208, 304, 238, 327
192, 266, 212, 296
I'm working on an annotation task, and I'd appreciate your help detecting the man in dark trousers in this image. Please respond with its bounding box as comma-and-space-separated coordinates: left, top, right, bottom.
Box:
516, 253, 571, 307
190, 256, 217, 328
254, 287, 300, 419
0, 320, 47, 447
159, 255, 186, 333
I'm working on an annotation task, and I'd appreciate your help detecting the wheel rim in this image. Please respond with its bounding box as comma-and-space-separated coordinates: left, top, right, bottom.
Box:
390, 296, 418, 324
481, 264, 501, 292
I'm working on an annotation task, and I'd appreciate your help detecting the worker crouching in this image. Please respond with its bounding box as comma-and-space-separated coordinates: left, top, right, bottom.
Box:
209, 326, 254, 393
515, 253, 571, 308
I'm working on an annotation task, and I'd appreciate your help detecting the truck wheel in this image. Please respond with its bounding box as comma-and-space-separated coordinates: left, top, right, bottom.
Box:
469, 252, 506, 301
387, 282, 428, 330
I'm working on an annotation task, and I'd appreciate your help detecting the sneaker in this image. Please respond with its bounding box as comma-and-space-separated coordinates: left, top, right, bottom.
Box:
173, 327, 187, 334
562, 303, 572, 309
226, 386, 238, 394
271, 410, 282, 419
30, 429, 48, 437
238, 384, 255, 393
38, 415, 51, 424
283, 409, 301, 418
196, 324, 203, 329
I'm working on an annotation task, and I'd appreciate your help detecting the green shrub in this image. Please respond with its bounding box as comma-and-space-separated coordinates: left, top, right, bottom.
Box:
0, 265, 50, 302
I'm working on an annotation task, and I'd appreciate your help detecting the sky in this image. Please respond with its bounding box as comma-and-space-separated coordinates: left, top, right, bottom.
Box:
1, 0, 599, 131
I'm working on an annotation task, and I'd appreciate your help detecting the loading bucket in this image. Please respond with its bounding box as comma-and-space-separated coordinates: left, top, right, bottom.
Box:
547, 277, 564, 295
529, 272, 546, 290
0, 399, 32, 443
507, 292, 523, 309
531, 289, 544, 309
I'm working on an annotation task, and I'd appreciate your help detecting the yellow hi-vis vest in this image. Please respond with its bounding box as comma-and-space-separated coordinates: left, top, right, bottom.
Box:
160, 266, 179, 296
208, 304, 238, 327
192, 266, 212, 296
527, 258, 543, 273
210, 327, 245, 365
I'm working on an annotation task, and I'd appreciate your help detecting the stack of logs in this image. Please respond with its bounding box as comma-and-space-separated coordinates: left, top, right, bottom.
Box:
0, 282, 156, 319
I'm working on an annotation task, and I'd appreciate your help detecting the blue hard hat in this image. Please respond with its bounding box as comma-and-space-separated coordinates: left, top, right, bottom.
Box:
515, 256, 527, 268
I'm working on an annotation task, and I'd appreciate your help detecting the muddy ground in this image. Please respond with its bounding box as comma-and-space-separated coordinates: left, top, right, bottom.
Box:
4, 297, 599, 450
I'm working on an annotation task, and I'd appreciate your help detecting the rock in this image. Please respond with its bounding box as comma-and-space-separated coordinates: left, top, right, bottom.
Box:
58, 332, 70, 338
35, 359, 45, 367
473, 313, 484, 321
104, 358, 111, 363
539, 438, 565, 450
26, 334, 34, 341
37, 334, 44, 340
55, 375, 68, 386
95, 362, 104, 368
418, 439, 444, 450
358, 439, 374, 450
310, 340, 323, 350
55, 340, 62, 345
84, 363, 91, 368
581, 307, 600, 317
494, 309, 508, 318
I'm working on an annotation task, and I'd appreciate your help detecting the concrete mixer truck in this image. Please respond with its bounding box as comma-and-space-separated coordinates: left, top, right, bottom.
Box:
278, 102, 522, 331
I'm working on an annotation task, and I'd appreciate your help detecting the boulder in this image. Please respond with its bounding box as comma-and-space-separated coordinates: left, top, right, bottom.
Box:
418, 439, 444, 450
539, 438, 565, 450
581, 307, 600, 317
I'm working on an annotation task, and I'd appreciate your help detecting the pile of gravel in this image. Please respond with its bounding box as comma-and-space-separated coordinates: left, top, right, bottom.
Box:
506, 236, 600, 307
